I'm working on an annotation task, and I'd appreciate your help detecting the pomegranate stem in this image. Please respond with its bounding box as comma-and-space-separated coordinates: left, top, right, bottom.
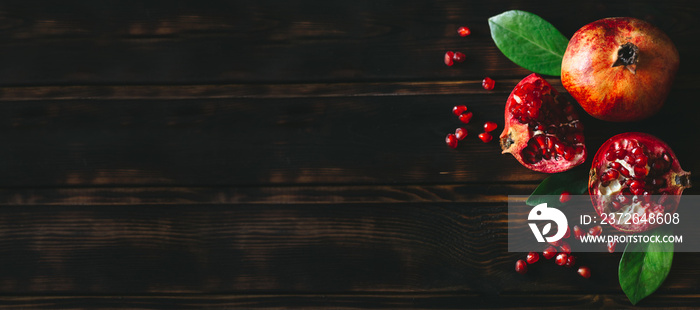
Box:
612, 42, 639, 74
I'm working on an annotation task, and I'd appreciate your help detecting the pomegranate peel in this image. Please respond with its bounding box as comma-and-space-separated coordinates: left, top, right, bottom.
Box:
562, 17, 679, 122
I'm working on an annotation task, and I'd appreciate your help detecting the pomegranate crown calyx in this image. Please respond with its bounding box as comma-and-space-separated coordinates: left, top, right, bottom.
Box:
612, 42, 639, 74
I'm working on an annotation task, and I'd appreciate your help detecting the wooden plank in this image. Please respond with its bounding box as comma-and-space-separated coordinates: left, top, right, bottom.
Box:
0, 293, 698, 309
0, 202, 697, 294
0, 0, 694, 85
0, 79, 693, 101
0, 90, 696, 187
0, 184, 535, 206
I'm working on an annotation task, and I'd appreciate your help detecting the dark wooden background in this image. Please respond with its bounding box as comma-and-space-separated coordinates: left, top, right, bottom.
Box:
0, 0, 698, 308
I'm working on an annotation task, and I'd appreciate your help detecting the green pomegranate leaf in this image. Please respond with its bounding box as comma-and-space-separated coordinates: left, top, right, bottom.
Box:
488, 10, 568, 76
619, 226, 674, 305
526, 167, 588, 208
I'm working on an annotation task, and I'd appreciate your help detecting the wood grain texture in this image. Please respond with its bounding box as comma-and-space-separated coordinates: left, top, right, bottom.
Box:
0, 0, 698, 308
0, 184, 535, 206
0, 202, 656, 293
0, 89, 696, 188
0, 0, 693, 85
0, 201, 698, 295
0, 293, 699, 309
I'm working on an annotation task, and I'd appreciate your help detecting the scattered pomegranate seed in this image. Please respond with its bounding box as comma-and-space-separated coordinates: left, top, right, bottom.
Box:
457, 26, 471, 37
578, 266, 591, 279
559, 241, 571, 254
482, 77, 495, 90
515, 259, 527, 274
483, 121, 497, 132
444, 51, 455, 66
452, 105, 467, 116
565, 255, 576, 267
589, 225, 603, 236
526, 252, 539, 264
478, 132, 493, 143
607, 240, 617, 253
446, 133, 458, 149
559, 191, 571, 203
455, 127, 468, 140
543, 246, 557, 259
573, 225, 585, 240
452, 52, 466, 63
458, 111, 473, 124
555, 253, 568, 266
563, 226, 571, 239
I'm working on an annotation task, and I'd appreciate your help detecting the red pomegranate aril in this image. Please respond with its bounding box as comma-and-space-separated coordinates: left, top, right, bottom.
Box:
608, 240, 617, 253
605, 152, 615, 161
573, 225, 585, 240
455, 128, 468, 140
652, 178, 666, 187
635, 156, 648, 167
611, 201, 622, 210
559, 191, 571, 203
543, 246, 557, 259
615, 149, 627, 159
452, 105, 467, 116
555, 253, 568, 266
619, 167, 632, 178
634, 166, 648, 177
563, 226, 571, 239
631, 186, 645, 195
457, 26, 471, 37
559, 241, 571, 254
452, 52, 466, 63
444, 51, 455, 66
478, 132, 493, 143
446, 133, 458, 149
565, 255, 576, 267
602, 170, 619, 182
482, 77, 495, 90
484, 122, 498, 132
578, 266, 591, 279
459, 112, 473, 124
515, 259, 527, 274
526, 252, 539, 264
589, 225, 603, 236
631, 147, 644, 156
610, 162, 622, 170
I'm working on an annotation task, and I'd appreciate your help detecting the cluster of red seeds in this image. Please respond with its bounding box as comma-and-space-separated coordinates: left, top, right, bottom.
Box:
600, 142, 673, 200
444, 26, 471, 66
446, 105, 498, 148
516, 191, 602, 278
508, 79, 585, 165
515, 224, 591, 279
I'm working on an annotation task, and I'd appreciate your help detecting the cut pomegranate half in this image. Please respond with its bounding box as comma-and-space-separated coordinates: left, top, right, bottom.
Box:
500, 73, 586, 173
589, 133, 691, 233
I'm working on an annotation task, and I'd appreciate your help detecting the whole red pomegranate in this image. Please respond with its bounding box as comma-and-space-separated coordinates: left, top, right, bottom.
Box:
561, 17, 679, 122
589, 133, 691, 233
500, 73, 586, 173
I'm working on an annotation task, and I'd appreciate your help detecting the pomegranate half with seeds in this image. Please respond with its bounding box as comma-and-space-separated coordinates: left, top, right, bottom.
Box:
500, 73, 586, 173
589, 132, 691, 233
